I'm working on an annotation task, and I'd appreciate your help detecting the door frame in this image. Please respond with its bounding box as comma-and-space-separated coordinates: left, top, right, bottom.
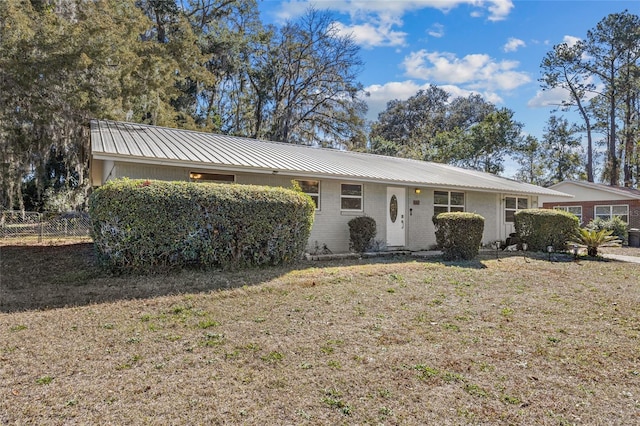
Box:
386, 187, 406, 247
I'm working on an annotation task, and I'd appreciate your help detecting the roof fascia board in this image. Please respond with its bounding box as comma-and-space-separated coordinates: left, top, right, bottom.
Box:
93, 153, 569, 197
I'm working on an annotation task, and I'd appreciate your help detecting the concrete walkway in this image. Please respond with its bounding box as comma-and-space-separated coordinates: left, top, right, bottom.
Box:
600, 253, 640, 264
305, 249, 640, 264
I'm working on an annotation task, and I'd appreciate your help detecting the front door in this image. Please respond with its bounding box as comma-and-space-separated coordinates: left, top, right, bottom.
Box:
386, 187, 406, 247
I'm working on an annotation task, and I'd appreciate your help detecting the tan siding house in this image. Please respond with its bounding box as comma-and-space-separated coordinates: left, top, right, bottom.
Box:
90, 120, 571, 253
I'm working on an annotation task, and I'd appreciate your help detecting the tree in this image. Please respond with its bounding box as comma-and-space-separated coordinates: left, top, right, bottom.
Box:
0, 0, 205, 211
369, 87, 522, 174
0, 0, 35, 211
540, 41, 596, 182
264, 8, 367, 147
187, 0, 265, 132
513, 135, 546, 185
370, 85, 449, 159
540, 115, 585, 185
453, 109, 523, 174
582, 11, 640, 186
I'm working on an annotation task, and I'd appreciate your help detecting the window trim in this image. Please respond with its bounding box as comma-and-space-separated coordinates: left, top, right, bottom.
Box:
294, 179, 320, 211
504, 196, 529, 223
554, 205, 583, 223
433, 190, 465, 215
340, 183, 363, 212
594, 204, 629, 223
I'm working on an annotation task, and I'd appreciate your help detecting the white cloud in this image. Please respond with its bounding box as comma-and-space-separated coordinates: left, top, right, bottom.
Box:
364, 80, 429, 119
486, 0, 514, 21
277, 1, 514, 20
273, 0, 514, 47
527, 75, 599, 108
333, 16, 408, 48
527, 87, 571, 108
503, 37, 525, 52
428, 23, 445, 38
402, 50, 531, 91
563, 35, 581, 47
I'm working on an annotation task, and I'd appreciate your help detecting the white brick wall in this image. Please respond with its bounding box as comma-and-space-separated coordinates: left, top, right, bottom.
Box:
466, 191, 499, 245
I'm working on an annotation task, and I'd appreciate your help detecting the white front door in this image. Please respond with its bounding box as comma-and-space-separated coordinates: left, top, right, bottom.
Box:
386, 187, 406, 247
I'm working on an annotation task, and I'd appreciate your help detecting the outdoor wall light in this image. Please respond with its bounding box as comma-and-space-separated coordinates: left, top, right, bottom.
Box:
414, 188, 421, 194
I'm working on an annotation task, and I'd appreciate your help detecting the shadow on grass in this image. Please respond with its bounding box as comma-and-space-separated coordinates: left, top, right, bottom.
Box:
1, 243, 325, 313
1, 243, 601, 313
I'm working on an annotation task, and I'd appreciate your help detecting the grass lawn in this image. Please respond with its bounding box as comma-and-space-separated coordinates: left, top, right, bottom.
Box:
1, 241, 640, 424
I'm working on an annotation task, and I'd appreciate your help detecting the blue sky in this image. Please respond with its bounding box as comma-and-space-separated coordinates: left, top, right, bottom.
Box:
258, 0, 639, 177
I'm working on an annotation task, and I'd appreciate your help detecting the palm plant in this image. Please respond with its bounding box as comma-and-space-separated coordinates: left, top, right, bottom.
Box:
571, 228, 622, 257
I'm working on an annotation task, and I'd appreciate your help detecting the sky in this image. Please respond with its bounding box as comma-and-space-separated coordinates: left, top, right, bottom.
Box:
257, 0, 639, 177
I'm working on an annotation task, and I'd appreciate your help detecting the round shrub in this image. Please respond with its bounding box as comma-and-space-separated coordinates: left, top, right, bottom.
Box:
514, 209, 579, 252
586, 216, 628, 244
433, 212, 484, 261
88, 179, 315, 273
348, 216, 377, 253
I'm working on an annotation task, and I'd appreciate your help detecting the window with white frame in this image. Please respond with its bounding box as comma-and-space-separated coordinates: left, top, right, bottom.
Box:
505, 196, 528, 222
434, 191, 465, 216
595, 204, 629, 223
554, 205, 583, 223
295, 179, 320, 210
341, 183, 362, 211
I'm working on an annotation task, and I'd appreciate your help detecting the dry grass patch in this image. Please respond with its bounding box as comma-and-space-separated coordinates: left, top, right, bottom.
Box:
1, 243, 640, 424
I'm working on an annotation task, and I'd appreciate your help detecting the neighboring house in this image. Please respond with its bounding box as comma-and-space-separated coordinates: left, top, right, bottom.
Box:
539, 180, 640, 228
90, 120, 571, 253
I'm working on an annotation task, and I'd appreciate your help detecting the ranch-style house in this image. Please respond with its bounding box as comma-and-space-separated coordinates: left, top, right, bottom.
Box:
90, 120, 571, 253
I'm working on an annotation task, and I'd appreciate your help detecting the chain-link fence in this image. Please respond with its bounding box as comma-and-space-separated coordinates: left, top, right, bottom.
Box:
0, 210, 92, 242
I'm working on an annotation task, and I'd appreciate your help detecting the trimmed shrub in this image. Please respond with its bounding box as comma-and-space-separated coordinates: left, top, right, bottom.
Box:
514, 209, 579, 252
348, 216, 377, 253
88, 179, 315, 273
586, 216, 628, 244
433, 212, 484, 261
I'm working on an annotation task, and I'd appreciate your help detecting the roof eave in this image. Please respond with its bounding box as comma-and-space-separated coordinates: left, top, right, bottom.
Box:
93, 153, 572, 197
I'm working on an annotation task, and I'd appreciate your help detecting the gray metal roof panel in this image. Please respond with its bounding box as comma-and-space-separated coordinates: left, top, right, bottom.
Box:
90, 120, 570, 197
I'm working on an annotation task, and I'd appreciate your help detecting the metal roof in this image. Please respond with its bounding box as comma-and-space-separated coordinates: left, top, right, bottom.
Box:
91, 119, 571, 197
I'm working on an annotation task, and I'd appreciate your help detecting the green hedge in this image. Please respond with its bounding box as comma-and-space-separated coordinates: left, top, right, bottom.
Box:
587, 216, 628, 244
514, 209, 579, 252
433, 212, 485, 260
348, 216, 377, 253
89, 179, 315, 273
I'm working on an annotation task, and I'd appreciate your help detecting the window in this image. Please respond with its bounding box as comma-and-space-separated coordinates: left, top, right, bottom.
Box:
295, 180, 320, 210
595, 205, 629, 223
341, 183, 362, 211
434, 191, 465, 216
505, 196, 528, 222
554, 206, 583, 223
190, 172, 235, 183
